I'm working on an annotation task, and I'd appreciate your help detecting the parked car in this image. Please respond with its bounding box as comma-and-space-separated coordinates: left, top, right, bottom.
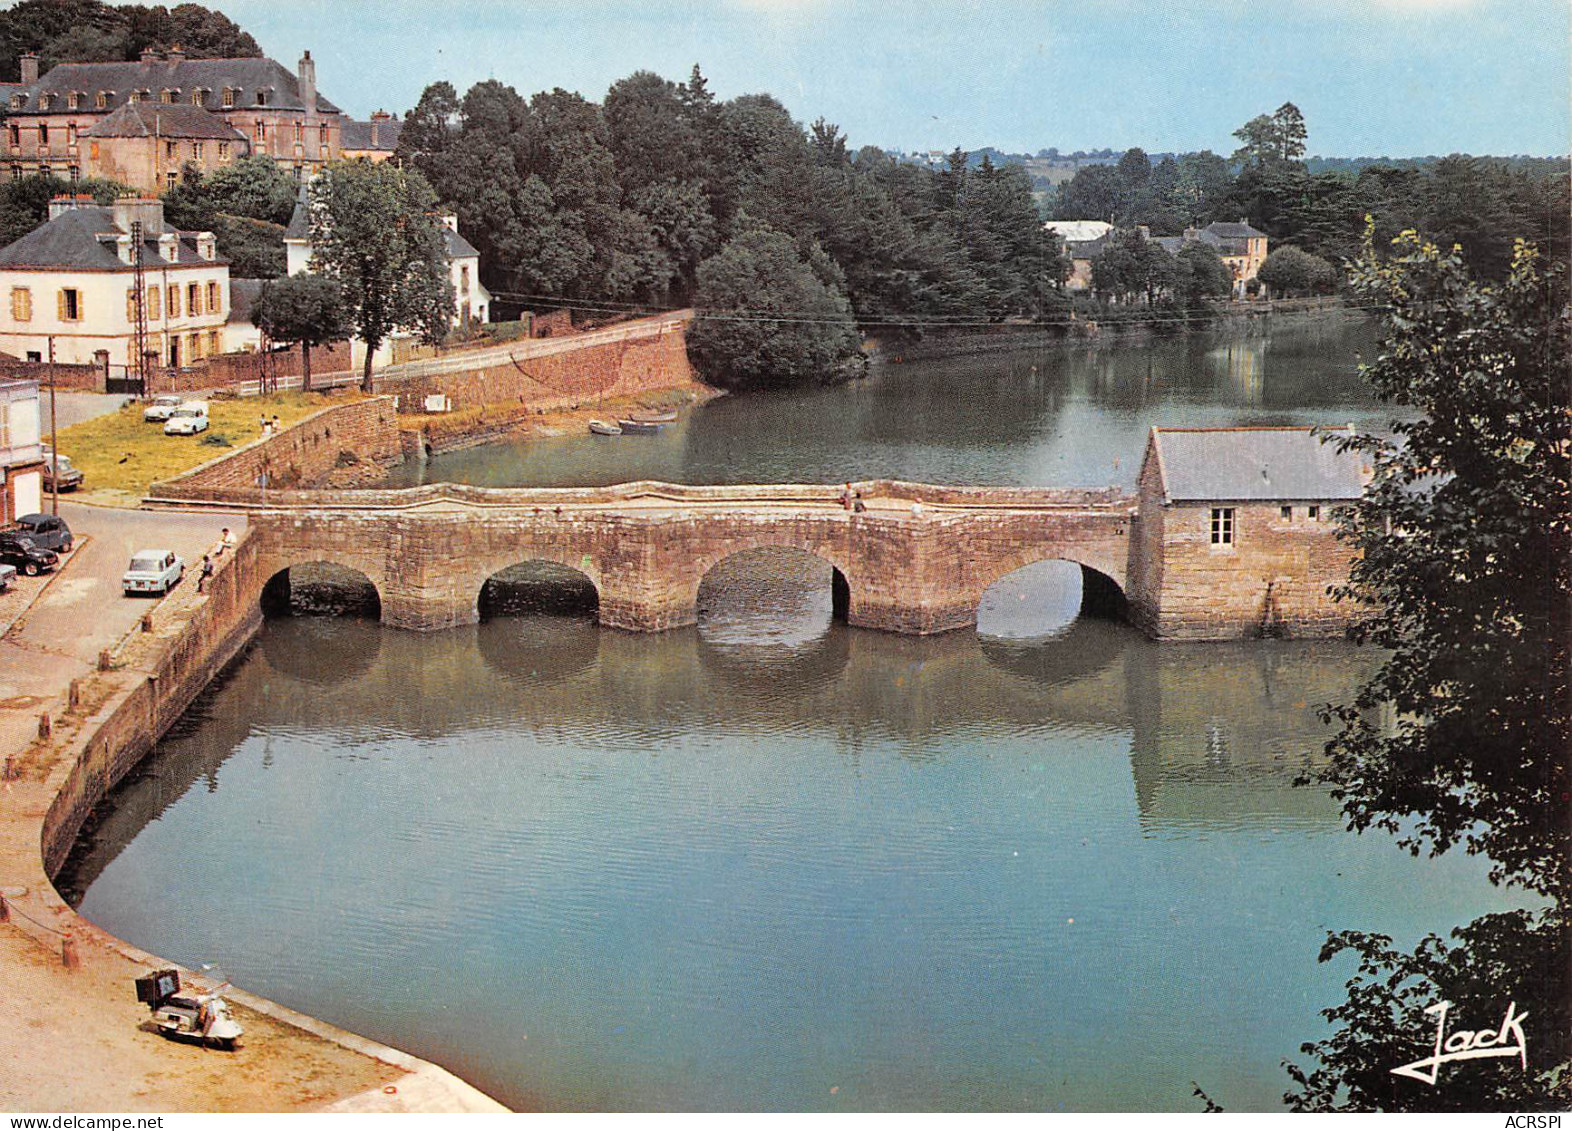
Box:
0, 531, 57, 576
122, 549, 183, 596
143, 394, 184, 422
12, 513, 72, 553
163, 401, 209, 436
41, 452, 83, 492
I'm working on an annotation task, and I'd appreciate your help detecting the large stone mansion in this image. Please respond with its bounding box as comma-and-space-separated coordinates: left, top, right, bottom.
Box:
0, 47, 399, 193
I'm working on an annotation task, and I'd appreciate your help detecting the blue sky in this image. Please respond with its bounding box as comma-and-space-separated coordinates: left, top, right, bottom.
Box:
216, 0, 1569, 156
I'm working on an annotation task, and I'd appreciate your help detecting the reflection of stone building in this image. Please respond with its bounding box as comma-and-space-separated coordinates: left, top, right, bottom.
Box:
1128, 426, 1366, 639
3, 48, 342, 191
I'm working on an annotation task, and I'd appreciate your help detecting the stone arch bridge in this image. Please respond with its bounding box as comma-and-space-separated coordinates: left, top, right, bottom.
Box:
237, 480, 1138, 634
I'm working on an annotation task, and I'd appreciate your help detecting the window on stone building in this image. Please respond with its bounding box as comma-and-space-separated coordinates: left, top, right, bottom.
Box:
67, 123, 77, 145
187, 282, 201, 315
1210, 507, 1235, 546
1280, 505, 1292, 520
1307, 505, 1320, 521
319, 123, 329, 150
167, 284, 180, 318
8, 124, 19, 147
218, 142, 231, 162
254, 121, 265, 142
58, 288, 82, 322
222, 87, 236, 108
9, 95, 22, 111
95, 91, 108, 110
37, 124, 47, 146
9, 166, 21, 182
255, 90, 269, 107
207, 281, 220, 312
293, 121, 303, 144
165, 141, 177, 161
460, 265, 470, 294
10, 287, 31, 322
147, 286, 160, 320
37, 165, 49, 178
191, 142, 203, 162
68, 164, 79, 182
166, 171, 177, 191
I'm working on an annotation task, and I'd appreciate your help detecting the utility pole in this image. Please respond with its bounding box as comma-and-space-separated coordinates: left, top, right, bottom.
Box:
130, 219, 149, 396
46, 335, 57, 517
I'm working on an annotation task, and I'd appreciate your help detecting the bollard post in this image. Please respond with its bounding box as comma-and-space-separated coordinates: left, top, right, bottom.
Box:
67, 678, 82, 711
97, 649, 112, 671
36, 713, 50, 739
2, 755, 11, 781
60, 933, 78, 968
140, 613, 154, 633
0, 893, 8, 922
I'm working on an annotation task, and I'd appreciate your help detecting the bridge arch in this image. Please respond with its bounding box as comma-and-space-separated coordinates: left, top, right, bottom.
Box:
478, 558, 600, 621
260, 559, 383, 619
973, 552, 1129, 632
693, 542, 855, 629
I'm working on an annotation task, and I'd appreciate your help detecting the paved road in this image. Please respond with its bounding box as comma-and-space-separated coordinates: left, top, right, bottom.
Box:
43, 391, 133, 434
0, 505, 244, 713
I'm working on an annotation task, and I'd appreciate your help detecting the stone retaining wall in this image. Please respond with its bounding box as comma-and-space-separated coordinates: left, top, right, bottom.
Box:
149, 397, 403, 501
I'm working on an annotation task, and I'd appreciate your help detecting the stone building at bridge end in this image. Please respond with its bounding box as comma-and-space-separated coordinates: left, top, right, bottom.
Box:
1127, 426, 1367, 639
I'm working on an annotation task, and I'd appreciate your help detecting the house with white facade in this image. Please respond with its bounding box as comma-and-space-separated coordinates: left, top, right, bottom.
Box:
0, 379, 44, 524
281, 185, 489, 367
0, 195, 228, 370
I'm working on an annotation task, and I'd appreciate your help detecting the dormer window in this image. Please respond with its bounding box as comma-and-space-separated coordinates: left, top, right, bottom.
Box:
10, 95, 23, 111
67, 92, 80, 110
255, 89, 269, 107
95, 91, 108, 110
160, 88, 177, 104
37, 94, 50, 111
221, 87, 236, 108
191, 87, 207, 106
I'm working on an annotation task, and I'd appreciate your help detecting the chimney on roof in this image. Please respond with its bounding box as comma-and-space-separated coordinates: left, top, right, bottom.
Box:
112, 196, 165, 238
167, 44, 185, 66
297, 50, 316, 115
19, 53, 38, 85
48, 193, 88, 220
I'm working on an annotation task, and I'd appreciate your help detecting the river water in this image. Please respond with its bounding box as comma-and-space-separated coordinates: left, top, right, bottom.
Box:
66, 317, 1525, 1111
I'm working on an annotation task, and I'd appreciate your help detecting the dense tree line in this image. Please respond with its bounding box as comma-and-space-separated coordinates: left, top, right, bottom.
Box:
1054, 102, 1571, 281
394, 68, 1070, 387
0, 0, 259, 81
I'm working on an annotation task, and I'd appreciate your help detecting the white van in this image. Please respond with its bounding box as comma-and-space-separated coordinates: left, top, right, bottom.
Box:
163, 401, 210, 436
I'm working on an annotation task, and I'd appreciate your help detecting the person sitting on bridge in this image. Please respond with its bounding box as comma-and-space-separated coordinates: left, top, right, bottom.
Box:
840, 483, 854, 510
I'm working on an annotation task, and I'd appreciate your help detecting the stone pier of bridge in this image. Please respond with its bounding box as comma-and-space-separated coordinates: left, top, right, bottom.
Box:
243, 481, 1139, 636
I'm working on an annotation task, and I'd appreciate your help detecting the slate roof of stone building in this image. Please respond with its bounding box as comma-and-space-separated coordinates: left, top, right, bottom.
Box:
444, 226, 478, 259
1066, 235, 1108, 260
11, 57, 340, 115
228, 278, 264, 324
341, 116, 402, 151
1147, 426, 1364, 502
84, 101, 247, 140
0, 207, 224, 270
1203, 221, 1267, 240
283, 188, 309, 240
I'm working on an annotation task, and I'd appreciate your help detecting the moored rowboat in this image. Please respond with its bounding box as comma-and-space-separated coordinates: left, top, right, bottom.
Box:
626, 409, 678, 424
588, 420, 622, 436
616, 418, 664, 434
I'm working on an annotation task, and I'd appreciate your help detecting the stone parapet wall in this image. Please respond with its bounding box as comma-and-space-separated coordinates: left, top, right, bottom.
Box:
148, 397, 403, 500
386, 324, 694, 414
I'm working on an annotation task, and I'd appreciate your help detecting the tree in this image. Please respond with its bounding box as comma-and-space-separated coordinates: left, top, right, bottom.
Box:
252, 274, 348, 392
687, 220, 861, 390
1232, 102, 1309, 170
1282, 229, 1570, 1110
1256, 245, 1339, 297
1173, 242, 1233, 309
1091, 228, 1175, 305
306, 162, 455, 392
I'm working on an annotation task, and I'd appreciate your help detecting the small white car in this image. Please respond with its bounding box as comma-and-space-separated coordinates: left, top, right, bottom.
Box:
123, 549, 184, 596
143, 394, 185, 422
163, 402, 209, 436
0, 563, 16, 592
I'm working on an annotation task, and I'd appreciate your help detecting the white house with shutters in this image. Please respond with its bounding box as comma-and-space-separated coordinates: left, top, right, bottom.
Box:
0, 195, 229, 370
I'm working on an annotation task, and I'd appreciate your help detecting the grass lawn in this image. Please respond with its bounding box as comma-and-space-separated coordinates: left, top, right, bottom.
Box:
51, 391, 366, 502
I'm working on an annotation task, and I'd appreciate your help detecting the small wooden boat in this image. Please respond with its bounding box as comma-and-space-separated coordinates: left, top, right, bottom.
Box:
588, 420, 622, 436
616, 418, 664, 435
626, 409, 678, 424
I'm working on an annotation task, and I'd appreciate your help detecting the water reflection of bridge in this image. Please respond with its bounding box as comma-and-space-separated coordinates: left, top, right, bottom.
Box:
61, 617, 1373, 899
